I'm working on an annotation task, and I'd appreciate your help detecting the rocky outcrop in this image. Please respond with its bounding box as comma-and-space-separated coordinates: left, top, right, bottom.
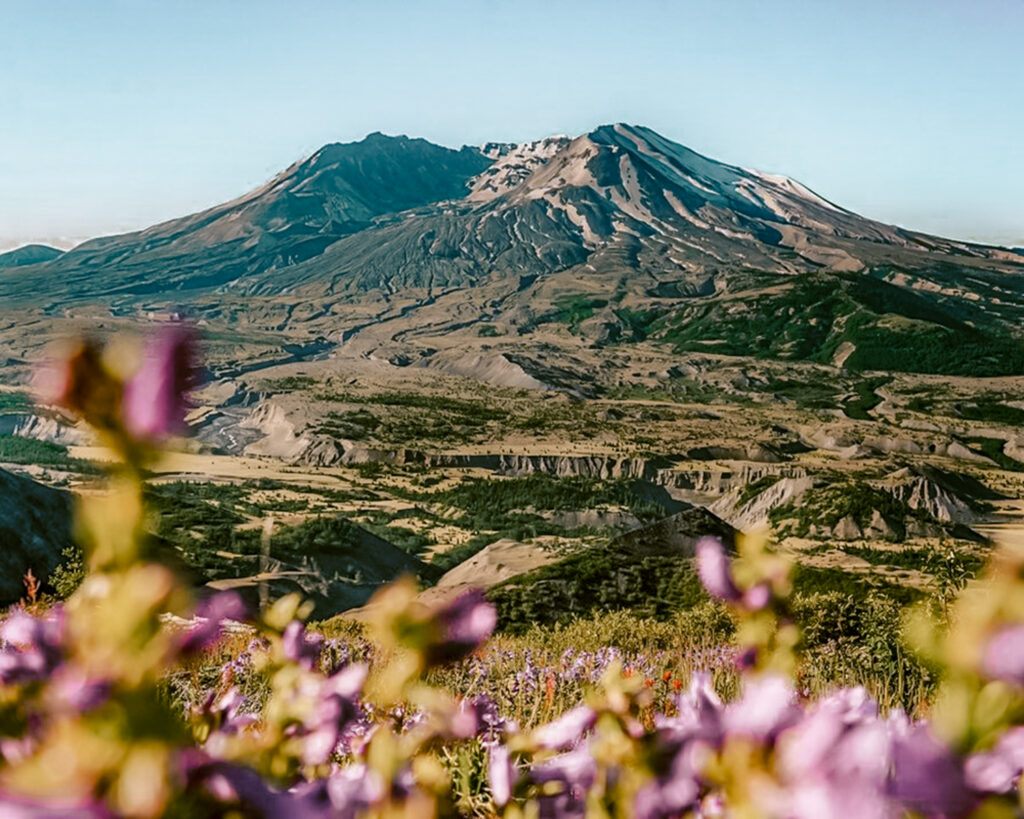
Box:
417, 352, 551, 392
657, 464, 807, 495
0, 413, 90, 446
293, 438, 806, 502
0, 468, 74, 605
491, 454, 666, 480
417, 538, 561, 607
240, 400, 310, 460
802, 427, 991, 464
710, 475, 815, 532
881, 465, 1002, 524
685, 444, 790, 464
814, 510, 898, 541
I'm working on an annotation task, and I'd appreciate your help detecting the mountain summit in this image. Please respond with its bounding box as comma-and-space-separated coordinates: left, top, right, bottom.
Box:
4, 124, 1024, 375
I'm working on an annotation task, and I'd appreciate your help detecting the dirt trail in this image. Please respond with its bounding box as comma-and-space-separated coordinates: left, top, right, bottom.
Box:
67, 447, 352, 488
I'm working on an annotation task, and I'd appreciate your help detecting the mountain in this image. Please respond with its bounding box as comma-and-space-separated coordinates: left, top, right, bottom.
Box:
4, 124, 1024, 375
4, 133, 490, 298
0, 244, 64, 269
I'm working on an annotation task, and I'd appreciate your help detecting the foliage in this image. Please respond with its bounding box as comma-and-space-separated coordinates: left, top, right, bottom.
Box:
964, 435, 1024, 472
651, 272, 1024, 376
0, 390, 33, 413
534, 294, 609, 333
310, 408, 380, 440
489, 548, 709, 630
49, 543, 86, 598
0, 434, 97, 471
770, 479, 931, 540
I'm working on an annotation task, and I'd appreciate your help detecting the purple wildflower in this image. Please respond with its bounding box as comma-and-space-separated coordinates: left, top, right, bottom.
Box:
425, 588, 496, 665
889, 724, 975, 816
324, 764, 386, 818
0, 609, 64, 685
0, 795, 114, 817
282, 620, 325, 670
299, 664, 368, 766
981, 624, 1024, 685
695, 537, 741, 602
964, 727, 1024, 794
122, 323, 202, 440
724, 674, 800, 741
633, 752, 700, 819
179, 592, 247, 654
533, 705, 598, 751
489, 744, 515, 808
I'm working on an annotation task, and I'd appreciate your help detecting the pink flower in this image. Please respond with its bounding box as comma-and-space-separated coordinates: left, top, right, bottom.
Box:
533, 705, 597, 750
695, 537, 741, 602
488, 744, 515, 808
282, 620, 325, 670
889, 724, 974, 815
425, 589, 496, 665
179, 592, 247, 654
982, 625, 1024, 685
122, 323, 201, 440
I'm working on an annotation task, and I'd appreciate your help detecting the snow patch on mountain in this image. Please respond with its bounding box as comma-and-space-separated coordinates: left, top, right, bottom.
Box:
470, 136, 570, 201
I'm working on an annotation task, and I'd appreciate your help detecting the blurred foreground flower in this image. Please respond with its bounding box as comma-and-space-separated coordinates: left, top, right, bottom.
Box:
122, 323, 201, 441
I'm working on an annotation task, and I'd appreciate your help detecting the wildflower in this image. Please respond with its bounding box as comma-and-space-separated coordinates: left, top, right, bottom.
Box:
122, 323, 201, 440
633, 752, 700, 819
964, 727, 1024, 793
488, 744, 515, 808
33, 337, 122, 430
0, 609, 64, 684
695, 537, 741, 602
281, 620, 325, 670
425, 588, 496, 665
533, 705, 597, 751
724, 674, 800, 741
889, 724, 974, 815
179, 592, 247, 654
982, 625, 1024, 685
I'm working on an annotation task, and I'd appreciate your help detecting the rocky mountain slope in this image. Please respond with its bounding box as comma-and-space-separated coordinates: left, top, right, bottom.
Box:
0, 468, 74, 604
3, 124, 1024, 376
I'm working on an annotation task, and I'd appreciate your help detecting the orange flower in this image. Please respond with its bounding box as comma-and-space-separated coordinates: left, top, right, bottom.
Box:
672, 679, 683, 690
644, 678, 654, 688
662, 671, 672, 682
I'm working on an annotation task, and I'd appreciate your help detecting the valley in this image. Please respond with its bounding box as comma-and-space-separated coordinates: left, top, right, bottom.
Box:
1, 123, 1023, 627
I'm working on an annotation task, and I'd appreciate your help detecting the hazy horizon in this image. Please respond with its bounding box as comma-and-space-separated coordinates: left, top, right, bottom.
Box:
2, 0, 1022, 251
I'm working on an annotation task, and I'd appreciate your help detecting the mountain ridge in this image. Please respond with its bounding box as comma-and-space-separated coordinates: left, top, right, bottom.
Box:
0, 244, 64, 269
3, 123, 1024, 376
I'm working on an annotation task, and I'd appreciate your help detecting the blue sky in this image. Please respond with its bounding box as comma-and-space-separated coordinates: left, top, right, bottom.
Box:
1, 0, 1021, 249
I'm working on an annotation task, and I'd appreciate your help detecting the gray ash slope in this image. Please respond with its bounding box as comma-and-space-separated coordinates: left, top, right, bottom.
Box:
5, 124, 1024, 375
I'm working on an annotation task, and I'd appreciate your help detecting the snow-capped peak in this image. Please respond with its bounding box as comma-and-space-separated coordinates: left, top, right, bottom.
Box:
469, 136, 572, 201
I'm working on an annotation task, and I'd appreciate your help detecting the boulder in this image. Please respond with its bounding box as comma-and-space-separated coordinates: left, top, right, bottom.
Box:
832, 515, 862, 540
